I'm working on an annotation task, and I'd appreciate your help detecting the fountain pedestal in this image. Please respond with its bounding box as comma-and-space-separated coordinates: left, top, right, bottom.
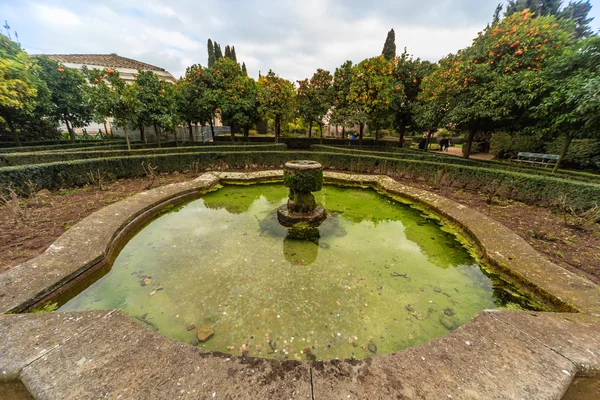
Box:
277, 161, 327, 229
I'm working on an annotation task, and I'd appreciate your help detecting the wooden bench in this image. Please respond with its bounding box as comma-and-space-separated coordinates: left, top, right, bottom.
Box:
512, 152, 559, 168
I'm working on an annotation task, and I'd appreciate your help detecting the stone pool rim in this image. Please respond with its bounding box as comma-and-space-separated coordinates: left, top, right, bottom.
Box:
0, 170, 598, 317
1, 170, 599, 399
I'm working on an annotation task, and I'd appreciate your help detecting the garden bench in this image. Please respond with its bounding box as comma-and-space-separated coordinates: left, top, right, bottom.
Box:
513, 152, 559, 168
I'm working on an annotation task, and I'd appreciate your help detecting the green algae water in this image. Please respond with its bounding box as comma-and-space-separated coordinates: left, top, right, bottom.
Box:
58, 184, 527, 361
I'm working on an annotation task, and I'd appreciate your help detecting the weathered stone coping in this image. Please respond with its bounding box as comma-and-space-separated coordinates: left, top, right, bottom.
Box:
1, 170, 599, 317
1, 310, 599, 399
0, 170, 599, 398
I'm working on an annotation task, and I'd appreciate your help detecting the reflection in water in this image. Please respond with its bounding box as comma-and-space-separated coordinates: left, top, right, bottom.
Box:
283, 237, 319, 266
58, 184, 535, 361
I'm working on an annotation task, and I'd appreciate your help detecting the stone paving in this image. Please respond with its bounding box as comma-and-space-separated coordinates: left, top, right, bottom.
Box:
1, 170, 599, 399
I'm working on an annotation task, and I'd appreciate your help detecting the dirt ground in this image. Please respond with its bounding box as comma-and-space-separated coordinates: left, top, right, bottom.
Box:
1, 172, 599, 284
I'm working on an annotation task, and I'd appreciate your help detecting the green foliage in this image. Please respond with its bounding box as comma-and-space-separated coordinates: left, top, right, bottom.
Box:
420, 10, 572, 158
2, 149, 598, 210
546, 138, 600, 170
349, 56, 395, 138
0, 143, 287, 166
176, 64, 212, 131
134, 70, 176, 137
392, 49, 435, 144
490, 130, 546, 158
529, 36, 600, 170
330, 60, 354, 129
296, 69, 333, 137
212, 57, 259, 136
207, 39, 215, 68
381, 29, 396, 61
37, 56, 93, 141
257, 70, 296, 140
0, 34, 42, 145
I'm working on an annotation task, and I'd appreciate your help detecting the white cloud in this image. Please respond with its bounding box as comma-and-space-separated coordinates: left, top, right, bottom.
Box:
31, 4, 82, 27
5, 0, 600, 82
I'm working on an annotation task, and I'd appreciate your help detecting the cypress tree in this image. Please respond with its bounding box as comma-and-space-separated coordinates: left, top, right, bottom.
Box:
381, 29, 396, 61
231, 46, 237, 62
214, 43, 223, 59
225, 45, 231, 59
207, 39, 215, 67
242, 62, 248, 76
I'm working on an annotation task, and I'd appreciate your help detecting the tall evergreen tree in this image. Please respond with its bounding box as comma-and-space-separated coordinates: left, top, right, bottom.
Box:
493, 3, 503, 23
231, 46, 237, 62
207, 39, 215, 68
241, 62, 248, 76
224, 45, 231, 59
381, 29, 396, 61
561, 1, 594, 39
214, 43, 223, 59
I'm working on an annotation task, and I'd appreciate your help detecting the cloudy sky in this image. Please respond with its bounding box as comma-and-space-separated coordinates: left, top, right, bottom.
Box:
2, 0, 599, 81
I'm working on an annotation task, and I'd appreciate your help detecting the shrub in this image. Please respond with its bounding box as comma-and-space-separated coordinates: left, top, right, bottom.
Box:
0, 144, 289, 166
546, 138, 600, 171
1, 150, 598, 210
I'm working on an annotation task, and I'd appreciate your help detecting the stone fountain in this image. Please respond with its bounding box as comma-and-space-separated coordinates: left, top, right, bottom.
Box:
277, 160, 327, 241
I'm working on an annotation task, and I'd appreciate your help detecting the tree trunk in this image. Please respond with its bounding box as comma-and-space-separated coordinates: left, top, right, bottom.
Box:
553, 134, 572, 173
209, 118, 215, 141
308, 121, 312, 138
3, 113, 20, 146
319, 123, 323, 144
398, 122, 406, 148
66, 120, 76, 142
342, 126, 346, 136
463, 127, 476, 159
359, 123, 364, 145
140, 125, 145, 143
274, 115, 280, 143
375, 127, 380, 141
243, 125, 250, 138
154, 123, 161, 148
336, 125, 339, 137
231, 124, 236, 142
425, 129, 435, 152
123, 124, 131, 151
103, 121, 109, 139
188, 121, 194, 142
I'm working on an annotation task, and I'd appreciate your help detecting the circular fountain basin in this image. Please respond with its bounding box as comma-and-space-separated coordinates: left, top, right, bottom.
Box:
57, 183, 534, 361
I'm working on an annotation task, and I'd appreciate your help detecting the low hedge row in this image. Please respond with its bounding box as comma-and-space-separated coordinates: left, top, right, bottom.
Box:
0, 140, 127, 154
1, 150, 599, 210
0, 139, 114, 148
213, 135, 402, 149
311, 145, 600, 184
0, 144, 288, 166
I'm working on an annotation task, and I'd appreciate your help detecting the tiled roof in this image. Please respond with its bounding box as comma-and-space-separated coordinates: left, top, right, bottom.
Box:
42, 53, 167, 72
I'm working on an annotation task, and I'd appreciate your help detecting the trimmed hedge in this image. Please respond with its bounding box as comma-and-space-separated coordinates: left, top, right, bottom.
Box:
0, 141, 127, 154
0, 139, 115, 149
0, 144, 288, 166
311, 145, 600, 184
213, 135, 402, 149
1, 150, 599, 210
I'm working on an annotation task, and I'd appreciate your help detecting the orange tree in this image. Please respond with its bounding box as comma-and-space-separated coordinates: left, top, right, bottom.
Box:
175, 64, 213, 142
37, 56, 93, 142
330, 60, 354, 135
296, 68, 333, 138
257, 70, 295, 142
211, 57, 259, 140
391, 48, 435, 147
420, 10, 572, 158
348, 55, 395, 142
86, 69, 139, 150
